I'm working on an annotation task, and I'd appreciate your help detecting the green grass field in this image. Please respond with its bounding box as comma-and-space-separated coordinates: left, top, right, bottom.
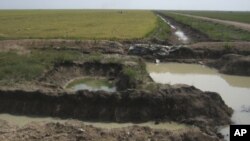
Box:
162, 12, 250, 41
176, 11, 250, 24
0, 10, 157, 40
0, 50, 81, 83
0, 49, 148, 85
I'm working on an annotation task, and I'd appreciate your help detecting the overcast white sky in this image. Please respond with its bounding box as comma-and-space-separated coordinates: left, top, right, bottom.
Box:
0, 0, 250, 11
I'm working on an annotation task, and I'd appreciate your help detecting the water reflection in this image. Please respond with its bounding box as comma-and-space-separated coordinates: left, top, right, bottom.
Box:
65, 77, 116, 92
157, 15, 189, 43
147, 63, 250, 140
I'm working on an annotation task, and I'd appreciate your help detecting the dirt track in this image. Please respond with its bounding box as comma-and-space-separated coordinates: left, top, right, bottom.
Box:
172, 12, 250, 32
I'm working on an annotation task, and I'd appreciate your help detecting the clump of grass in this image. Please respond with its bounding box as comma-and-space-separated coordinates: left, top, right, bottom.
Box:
81, 52, 103, 62
0, 50, 81, 83
122, 60, 148, 84
147, 17, 171, 41
123, 67, 138, 79
223, 42, 234, 51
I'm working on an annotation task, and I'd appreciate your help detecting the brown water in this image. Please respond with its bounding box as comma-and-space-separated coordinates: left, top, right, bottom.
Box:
0, 114, 188, 130
147, 63, 250, 140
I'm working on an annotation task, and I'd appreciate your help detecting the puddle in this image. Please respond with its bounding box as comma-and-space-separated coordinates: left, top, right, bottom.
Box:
157, 15, 189, 43
0, 113, 189, 130
0, 114, 66, 127
146, 63, 250, 141
65, 77, 116, 92
175, 31, 188, 42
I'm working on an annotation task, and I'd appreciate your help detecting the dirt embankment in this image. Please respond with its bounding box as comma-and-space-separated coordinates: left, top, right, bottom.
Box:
0, 59, 232, 128
0, 39, 125, 54
1, 39, 250, 76
128, 42, 250, 76
0, 120, 221, 141
207, 54, 250, 76
0, 40, 235, 140
0, 85, 232, 126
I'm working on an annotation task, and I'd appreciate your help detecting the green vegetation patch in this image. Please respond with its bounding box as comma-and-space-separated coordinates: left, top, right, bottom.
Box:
147, 17, 172, 41
0, 49, 150, 88
0, 10, 157, 40
162, 12, 250, 41
0, 50, 81, 83
177, 11, 250, 24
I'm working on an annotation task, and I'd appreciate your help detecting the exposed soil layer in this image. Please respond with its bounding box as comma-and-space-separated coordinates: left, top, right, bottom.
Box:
0, 39, 238, 140
0, 85, 232, 125
155, 12, 211, 43
39, 61, 123, 89
207, 54, 250, 76
128, 42, 250, 76
37, 59, 150, 92
0, 59, 232, 128
0, 39, 125, 54
1, 39, 250, 76
0, 120, 222, 141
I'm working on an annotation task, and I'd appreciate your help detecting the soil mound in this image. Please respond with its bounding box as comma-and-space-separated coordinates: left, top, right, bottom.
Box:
207, 54, 250, 76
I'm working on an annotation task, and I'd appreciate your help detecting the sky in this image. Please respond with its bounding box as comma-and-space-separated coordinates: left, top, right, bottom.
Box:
0, 0, 250, 11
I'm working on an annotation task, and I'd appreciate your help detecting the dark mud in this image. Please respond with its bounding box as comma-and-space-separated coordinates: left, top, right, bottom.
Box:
0, 85, 232, 125
207, 54, 250, 76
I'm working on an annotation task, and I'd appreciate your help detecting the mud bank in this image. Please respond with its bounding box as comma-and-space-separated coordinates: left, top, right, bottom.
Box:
0, 39, 125, 54
0, 85, 233, 125
38, 59, 150, 92
0, 59, 232, 127
207, 54, 250, 76
0, 120, 221, 141
0, 41, 235, 140
128, 42, 250, 76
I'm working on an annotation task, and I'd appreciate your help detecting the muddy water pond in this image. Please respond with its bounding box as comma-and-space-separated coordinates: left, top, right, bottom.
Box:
147, 63, 250, 140
65, 77, 116, 92
0, 114, 189, 131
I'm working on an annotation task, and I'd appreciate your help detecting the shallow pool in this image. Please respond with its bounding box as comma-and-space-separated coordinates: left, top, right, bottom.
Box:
65, 77, 116, 92
147, 62, 250, 140
0, 113, 189, 131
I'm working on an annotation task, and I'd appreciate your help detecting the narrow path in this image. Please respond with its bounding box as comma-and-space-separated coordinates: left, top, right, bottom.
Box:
172, 12, 250, 32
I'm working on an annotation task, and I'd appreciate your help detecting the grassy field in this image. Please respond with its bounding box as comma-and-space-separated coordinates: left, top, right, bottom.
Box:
0, 10, 157, 40
0, 49, 148, 85
162, 12, 250, 41
148, 17, 171, 41
0, 50, 81, 83
176, 11, 250, 24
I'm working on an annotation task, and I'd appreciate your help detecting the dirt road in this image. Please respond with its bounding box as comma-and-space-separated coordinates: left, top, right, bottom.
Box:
172, 12, 250, 32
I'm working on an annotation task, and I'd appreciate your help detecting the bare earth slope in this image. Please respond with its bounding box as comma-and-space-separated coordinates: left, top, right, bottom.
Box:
173, 12, 250, 32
